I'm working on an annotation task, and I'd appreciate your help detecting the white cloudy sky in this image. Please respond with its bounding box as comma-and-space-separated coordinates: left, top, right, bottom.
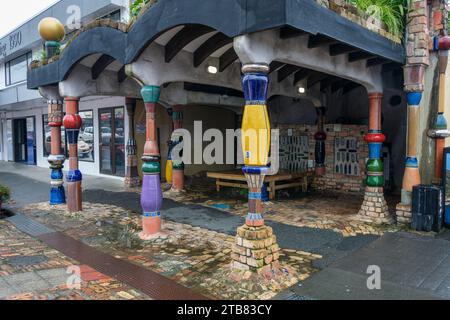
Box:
0, 0, 59, 38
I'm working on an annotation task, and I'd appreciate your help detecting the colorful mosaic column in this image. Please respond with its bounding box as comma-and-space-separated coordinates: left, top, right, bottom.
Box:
314, 107, 327, 176
232, 64, 280, 274
139, 86, 164, 240
125, 98, 140, 188
165, 109, 174, 184
171, 105, 185, 191
402, 92, 422, 204
48, 98, 66, 205
38, 17, 65, 60
429, 36, 450, 184
358, 93, 391, 224
63, 97, 83, 212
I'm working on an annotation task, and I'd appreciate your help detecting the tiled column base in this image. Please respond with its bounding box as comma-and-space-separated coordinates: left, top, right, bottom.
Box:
232, 225, 281, 274
124, 177, 140, 188
125, 154, 140, 188
396, 203, 412, 226
357, 187, 393, 224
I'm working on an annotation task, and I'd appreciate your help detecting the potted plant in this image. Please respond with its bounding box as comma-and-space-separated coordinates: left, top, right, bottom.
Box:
0, 185, 10, 212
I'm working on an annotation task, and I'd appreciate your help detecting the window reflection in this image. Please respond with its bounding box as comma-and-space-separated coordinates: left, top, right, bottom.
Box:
78, 111, 95, 162
43, 114, 66, 157
43, 110, 95, 162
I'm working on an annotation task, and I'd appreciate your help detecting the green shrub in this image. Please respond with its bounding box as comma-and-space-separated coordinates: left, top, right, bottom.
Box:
346, 0, 408, 38
130, 0, 158, 17
0, 185, 10, 202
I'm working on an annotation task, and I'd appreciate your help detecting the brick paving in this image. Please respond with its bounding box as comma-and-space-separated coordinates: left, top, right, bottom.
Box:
1, 165, 447, 300
19, 202, 321, 300
0, 220, 150, 300
163, 180, 401, 238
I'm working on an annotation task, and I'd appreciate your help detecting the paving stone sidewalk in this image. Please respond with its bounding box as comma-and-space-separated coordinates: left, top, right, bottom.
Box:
0, 220, 150, 300
18, 201, 320, 300
278, 232, 450, 300
1, 162, 449, 300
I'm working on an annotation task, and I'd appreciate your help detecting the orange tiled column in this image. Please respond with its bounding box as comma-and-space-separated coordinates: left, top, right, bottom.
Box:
171, 105, 185, 191
428, 36, 450, 184
358, 93, 392, 224
63, 97, 82, 212
48, 98, 66, 205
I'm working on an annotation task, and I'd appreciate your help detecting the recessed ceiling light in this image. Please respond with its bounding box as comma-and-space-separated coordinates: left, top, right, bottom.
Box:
298, 87, 306, 94
207, 65, 218, 74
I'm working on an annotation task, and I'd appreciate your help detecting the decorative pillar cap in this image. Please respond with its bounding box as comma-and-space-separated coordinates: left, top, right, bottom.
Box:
242, 63, 270, 74
314, 131, 327, 140
365, 133, 386, 143
38, 17, 65, 42
406, 92, 422, 106
243, 166, 269, 174
64, 97, 80, 101
438, 36, 450, 51
368, 92, 383, 99
427, 129, 450, 139
141, 86, 161, 103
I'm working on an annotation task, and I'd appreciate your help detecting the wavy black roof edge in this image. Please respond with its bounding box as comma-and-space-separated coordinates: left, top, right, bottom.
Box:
27, 0, 405, 90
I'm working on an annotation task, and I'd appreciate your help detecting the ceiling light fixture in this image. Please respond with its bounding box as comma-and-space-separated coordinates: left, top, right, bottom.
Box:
207, 65, 218, 74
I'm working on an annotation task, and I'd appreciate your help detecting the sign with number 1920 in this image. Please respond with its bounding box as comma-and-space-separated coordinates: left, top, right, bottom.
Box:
9, 31, 22, 50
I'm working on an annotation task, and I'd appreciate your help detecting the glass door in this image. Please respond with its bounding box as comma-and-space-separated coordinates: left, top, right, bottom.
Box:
26, 117, 36, 165
13, 119, 27, 163
99, 107, 125, 176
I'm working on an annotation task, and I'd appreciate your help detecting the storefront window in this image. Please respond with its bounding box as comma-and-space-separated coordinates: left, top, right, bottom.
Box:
6, 119, 13, 161
43, 111, 95, 162
5, 52, 32, 86
79, 111, 95, 162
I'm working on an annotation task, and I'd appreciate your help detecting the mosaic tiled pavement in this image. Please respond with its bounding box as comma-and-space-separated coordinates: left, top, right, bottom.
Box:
19, 202, 321, 300
162, 177, 401, 237
0, 220, 149, 300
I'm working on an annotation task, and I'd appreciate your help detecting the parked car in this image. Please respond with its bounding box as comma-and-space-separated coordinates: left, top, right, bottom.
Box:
78, 140, 93, 159
100, 127, 124, 144
80, 126, 94, 143
45, 132, 92, 159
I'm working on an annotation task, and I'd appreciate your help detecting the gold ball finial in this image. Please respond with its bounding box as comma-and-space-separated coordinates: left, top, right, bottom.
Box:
38, 17, 65, 42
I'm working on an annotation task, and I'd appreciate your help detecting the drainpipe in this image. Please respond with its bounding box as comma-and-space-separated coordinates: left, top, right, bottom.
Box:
428, 35, 450, 184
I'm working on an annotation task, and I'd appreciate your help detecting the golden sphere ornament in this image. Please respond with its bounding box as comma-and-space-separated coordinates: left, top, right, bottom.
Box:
38, 17, 65, 42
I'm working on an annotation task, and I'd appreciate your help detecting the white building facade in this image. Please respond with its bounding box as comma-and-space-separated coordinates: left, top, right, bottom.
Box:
0, 0, 131, 179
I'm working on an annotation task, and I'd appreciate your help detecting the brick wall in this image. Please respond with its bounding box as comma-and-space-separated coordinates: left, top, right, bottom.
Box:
276, 124, 369, 193
406, 0, 431, 70
430, 0, 446, 36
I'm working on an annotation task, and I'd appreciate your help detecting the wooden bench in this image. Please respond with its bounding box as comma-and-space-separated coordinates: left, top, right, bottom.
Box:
206, 170, 309, 200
